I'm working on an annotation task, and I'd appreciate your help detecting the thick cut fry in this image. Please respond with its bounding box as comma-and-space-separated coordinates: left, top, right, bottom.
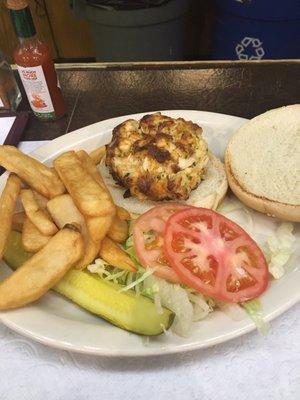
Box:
76, 150, 109, 191
54, 151, 114, 217
107, 215, 129, 243
89, 146, 106, 165
21, 189, 58, 236
47, 194, 98, 269
47, 194, 84, 229
0, 145, 65, 198
22, 217, 52, 253
99, 237, 136, 272
116, 206, 131, 220
0, 174, 21, 257
86, 215, 113, 243
12, 211, 26, 232
0, 227, 84, 310
77, 153, 130, 225
77, 150, 123, 242
32, 191, 48, 209
85, 216, 112, 244
77, 152, 130, 225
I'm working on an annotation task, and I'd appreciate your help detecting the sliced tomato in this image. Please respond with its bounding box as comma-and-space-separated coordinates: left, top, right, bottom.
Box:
133, 204, 191, 282
163, 207, 269, 302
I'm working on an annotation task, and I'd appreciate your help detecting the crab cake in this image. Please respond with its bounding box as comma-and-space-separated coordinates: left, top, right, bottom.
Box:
105, 113, 209, 201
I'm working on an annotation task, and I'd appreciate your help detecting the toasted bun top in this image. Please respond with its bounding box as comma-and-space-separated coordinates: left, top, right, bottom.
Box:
226, 104, 300, 207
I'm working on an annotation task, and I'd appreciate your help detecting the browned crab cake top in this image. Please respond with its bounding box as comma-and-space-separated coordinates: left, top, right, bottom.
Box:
105, 113, 209, 201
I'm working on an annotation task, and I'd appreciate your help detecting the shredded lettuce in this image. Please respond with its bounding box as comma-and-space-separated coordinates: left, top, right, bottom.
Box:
87, 259, 130, 285
143, 275, 194, 336
217, 302, 246, 321
120, 268, 155, 292
125, 234, 134, 249
87, 258, 127, 283
153, 293, 163, 315
242, 299, 270, 335
218, 196, 254, 233
124, 235, 141, 268
217, 197, 246, 215
188, 293, 212, 322
87, 257, 110, 272
265, 223, 296, 279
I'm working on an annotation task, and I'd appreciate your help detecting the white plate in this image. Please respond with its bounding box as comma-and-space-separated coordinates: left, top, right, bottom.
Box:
0, 110, 299, 357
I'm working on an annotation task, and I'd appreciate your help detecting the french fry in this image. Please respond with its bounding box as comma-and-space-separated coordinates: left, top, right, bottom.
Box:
107, 216, 129, 243
22, 217, 52, 253
0, 227, 84, 310
89, 146, 106, 165
77, 153, 130, 225
54, 151, 114, 217
107, 205, 130, 242
77, 150, 127, 242
116, 206, 131, 220
47, 194, 84, 229
86, 214, 114, 243
76, 150, 109, 191
78, 235, 98, 269
12, 211, 26, 232
77, 152, 130, 224
99, 237, 136, 272
21, 189, 58, 236
0, 145, 65, 198
0, 174, 21, 257
32, 191, 48, 209
47, 194, 98, 269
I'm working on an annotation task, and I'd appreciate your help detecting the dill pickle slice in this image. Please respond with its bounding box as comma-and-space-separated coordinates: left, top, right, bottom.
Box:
4, 231, 174, 336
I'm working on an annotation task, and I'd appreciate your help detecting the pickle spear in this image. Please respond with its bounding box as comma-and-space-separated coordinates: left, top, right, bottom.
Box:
4, 231, 174, 336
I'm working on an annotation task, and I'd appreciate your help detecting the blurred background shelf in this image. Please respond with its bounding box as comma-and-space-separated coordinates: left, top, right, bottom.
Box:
0, 0, 95, 62
0, 0, 213, 62
1, 1, 299, 63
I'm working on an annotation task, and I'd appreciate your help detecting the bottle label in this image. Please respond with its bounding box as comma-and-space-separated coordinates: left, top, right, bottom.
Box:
17, 65, 56, 119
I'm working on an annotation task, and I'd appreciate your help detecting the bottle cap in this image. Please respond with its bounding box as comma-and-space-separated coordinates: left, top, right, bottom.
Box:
6, 0, 28, 10
8, 0, 36, 39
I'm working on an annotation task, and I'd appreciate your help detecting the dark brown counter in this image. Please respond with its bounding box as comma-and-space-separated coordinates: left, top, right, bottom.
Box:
17, 61, 300, 141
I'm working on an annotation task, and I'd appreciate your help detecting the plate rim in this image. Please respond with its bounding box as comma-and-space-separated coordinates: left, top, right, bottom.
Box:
26, 109, 249, 161
1, 293, 299, 357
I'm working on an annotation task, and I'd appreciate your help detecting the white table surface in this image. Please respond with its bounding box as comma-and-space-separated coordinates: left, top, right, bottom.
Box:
0, 142, 299, 400
0, 303, 299, 400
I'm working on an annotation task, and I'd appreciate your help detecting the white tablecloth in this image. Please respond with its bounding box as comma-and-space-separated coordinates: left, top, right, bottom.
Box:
0, 142, 299, 400
0, 303, 299, 400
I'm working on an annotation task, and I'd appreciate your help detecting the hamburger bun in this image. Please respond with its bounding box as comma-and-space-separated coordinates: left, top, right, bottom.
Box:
225, 104, 300, 222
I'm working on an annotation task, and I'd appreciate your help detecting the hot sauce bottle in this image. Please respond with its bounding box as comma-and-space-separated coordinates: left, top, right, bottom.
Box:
7, 0, 66, 121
